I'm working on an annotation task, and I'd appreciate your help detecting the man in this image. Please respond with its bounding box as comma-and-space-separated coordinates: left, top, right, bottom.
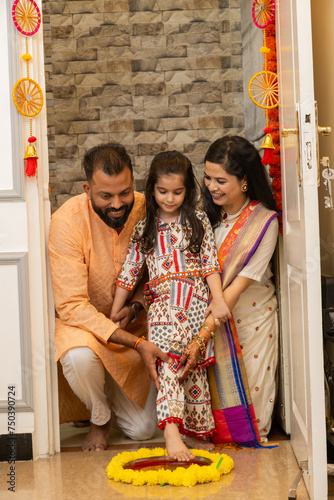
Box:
49, 143, 170, 451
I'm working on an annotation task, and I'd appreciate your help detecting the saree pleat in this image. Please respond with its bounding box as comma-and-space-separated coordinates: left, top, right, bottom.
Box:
209, 201, 278, 445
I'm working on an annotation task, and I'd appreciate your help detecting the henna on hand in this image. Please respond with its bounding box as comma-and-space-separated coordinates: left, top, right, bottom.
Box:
178, 340, 201, 382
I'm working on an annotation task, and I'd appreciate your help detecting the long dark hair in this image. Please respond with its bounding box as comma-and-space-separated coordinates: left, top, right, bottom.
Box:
140, 151, 204, 254
202, 136, 277, 228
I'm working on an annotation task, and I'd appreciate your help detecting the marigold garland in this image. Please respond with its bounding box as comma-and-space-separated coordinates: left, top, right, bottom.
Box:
106, 447, 234, 487
249, 3, 282, 231
265, 20, 283, 231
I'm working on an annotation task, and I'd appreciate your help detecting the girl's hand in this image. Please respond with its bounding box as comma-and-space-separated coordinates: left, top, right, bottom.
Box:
178, 340, 201, 382
111, 305, 133, 329
205, 296, 231, 324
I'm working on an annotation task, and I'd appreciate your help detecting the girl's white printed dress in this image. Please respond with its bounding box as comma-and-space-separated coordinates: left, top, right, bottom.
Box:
117, 211, 220, 439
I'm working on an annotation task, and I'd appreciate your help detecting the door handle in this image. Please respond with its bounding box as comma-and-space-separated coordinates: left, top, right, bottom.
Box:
281, 107, 301, 185
282, 128, 298, 136
318, 126, 332, 135
315, 102, 332, 185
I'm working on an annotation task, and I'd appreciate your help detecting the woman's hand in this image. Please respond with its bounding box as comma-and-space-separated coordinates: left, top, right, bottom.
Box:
205, 296, 231, 324
143, 283, 159, 307
143, 284, 153, 306
136, 340, 173, 391
178, 340, 201, 382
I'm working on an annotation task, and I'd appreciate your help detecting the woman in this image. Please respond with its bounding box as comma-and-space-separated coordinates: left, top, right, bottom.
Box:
196, 135, 279, 444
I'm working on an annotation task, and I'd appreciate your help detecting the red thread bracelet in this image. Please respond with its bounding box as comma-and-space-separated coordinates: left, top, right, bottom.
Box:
133, 336, 145, 350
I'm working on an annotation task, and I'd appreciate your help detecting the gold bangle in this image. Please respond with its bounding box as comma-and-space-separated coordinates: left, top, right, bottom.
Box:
133, 336, 145, 350
193, 334, 206, 356
201, 324, 216, 339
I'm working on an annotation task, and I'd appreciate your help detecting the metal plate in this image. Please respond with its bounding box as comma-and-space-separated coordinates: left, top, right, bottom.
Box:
123, 455, 212, 471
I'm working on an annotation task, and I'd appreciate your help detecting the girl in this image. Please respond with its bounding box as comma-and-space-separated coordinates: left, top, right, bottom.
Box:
111, 151, 230, 461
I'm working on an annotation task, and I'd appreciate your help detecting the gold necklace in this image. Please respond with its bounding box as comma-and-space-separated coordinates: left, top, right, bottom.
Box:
222, 198, 250, 222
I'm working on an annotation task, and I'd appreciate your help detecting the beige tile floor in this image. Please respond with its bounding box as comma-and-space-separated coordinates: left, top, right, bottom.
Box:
0, 422, 331, 499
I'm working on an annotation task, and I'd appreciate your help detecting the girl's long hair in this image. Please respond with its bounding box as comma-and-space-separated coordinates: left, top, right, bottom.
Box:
140, 151, 204, 254
202, 136, 277, 228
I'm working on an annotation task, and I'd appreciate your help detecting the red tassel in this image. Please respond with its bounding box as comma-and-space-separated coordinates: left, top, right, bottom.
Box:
261, 148, 274, 165
25, 157, 38, 177
261, 126, 275, 165
24, 136, 39, 177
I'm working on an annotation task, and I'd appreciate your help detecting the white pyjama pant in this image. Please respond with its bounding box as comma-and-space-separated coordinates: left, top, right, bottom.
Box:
60, 347, 157, 440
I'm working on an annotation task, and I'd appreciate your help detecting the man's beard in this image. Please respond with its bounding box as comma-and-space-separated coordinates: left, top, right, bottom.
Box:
91, 198, 134, 229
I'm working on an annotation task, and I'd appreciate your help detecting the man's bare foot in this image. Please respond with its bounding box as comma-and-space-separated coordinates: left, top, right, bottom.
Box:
164, 422, 195, 462
185, 435, 215, 451
82, 420, 111, 451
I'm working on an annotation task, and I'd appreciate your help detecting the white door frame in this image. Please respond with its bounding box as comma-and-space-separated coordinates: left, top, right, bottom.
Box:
277, 0, 327, 497
26, 1, 60, 458
0, 0, 59, 459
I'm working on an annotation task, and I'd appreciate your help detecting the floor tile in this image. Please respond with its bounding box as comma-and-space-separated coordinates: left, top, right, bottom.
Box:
0, 432, 313, 499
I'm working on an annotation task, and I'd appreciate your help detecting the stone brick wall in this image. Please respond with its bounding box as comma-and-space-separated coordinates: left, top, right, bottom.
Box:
42, 0, 244, 211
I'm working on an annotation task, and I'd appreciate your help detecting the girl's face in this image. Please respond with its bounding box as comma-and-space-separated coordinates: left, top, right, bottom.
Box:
204, 161, 247, 213
153, 174, 186, 221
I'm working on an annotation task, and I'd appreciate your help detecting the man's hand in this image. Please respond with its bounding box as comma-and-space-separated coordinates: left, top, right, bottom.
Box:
178, 340, 201, 382
108, 327, 172, 390
136, 340, 172, 391
111, 305, 134, 329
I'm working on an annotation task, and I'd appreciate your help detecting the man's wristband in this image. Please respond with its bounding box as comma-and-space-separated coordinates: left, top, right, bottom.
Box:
133, 336, 145, 350
130, 302, 142, 322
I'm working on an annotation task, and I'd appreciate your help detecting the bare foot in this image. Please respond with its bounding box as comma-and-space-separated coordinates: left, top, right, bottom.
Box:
186, 435, 215, 451
82, 420, 111, 451
164, 422, 195, 462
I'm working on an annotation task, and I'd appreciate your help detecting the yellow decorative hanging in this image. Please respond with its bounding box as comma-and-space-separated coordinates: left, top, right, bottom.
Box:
248, 70, 278, 109
12, 77, 43, 118
11, 0, 43, 177
249, 1, 277, 165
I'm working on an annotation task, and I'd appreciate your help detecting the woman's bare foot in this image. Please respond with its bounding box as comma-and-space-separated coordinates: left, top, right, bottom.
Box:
164, 422, 195, 462
185, 435, 215, 451
82, 420, 111, 451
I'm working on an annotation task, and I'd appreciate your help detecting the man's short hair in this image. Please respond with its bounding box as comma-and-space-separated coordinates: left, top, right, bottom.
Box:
83, 143, 133, 182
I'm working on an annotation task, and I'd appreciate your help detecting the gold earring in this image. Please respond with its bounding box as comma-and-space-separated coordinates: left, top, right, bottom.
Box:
241, 184, 247, 192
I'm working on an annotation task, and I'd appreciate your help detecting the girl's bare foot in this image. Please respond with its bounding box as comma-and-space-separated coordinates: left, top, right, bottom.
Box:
164, 422, 195, 462
185, 435, 215, 451
82, 420, 111, 451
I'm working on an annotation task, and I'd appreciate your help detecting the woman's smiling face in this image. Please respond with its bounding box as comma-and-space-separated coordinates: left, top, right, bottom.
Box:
204, 161, 247, 213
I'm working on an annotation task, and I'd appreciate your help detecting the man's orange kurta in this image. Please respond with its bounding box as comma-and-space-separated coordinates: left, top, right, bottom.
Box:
49, 192, 150, 408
